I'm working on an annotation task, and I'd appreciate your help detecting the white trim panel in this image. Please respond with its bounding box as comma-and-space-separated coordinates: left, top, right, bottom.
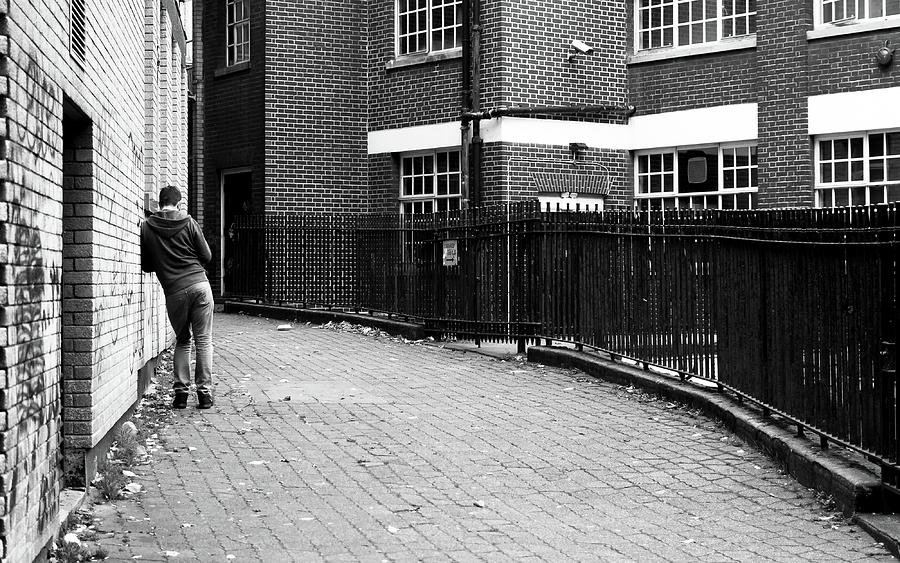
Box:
368, 123, 461, 154
368, 103, 759, 154
629, 104, 758, 149
479, 117, 630, 149
809, 87, 900, 136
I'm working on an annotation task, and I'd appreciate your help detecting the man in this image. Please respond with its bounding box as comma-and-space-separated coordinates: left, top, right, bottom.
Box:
141, 186, 215, 409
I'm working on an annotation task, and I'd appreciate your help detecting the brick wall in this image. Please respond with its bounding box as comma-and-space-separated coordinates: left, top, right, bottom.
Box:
0, 1, 184, 560
264, 0, 369, 213
368, 0, 462, 131
479, 144, 630, 207
756, 0, 814, 207
807, 32, 900, 96
493, 0, 628, 108
627, 51, 757, 116
200, 0, 266, 294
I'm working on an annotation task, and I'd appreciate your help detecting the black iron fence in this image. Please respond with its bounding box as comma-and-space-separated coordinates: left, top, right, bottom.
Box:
229, 202, 899, 476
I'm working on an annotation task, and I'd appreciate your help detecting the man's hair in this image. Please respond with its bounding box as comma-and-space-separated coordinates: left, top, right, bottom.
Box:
159, 185, 181, 207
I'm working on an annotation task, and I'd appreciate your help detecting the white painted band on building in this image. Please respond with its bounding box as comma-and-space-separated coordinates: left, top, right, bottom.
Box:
808, 87, 900, 136
479, 117, 630, 148
628, 104, 758, 149
367, 103, 759, 153
368, 122, 462, 154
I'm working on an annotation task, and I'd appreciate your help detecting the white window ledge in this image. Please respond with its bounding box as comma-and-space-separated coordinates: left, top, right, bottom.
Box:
627, 35, 756, 65
807, 17, 900, 40
386, 48, 462, 70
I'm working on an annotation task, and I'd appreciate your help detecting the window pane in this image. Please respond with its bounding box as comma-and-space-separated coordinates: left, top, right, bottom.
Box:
888, 132, 900, 155
820, 140, 832, 160
870, 133, 884, 157
678, 146, 717, 192
851, 161, 864, 181
834, 139, 848, 159
723, 169, 735, 189
834, 188, 849, 207
888, 184, 900, 202
663, 153, 674, 169
871, 159, 885, 182
821, 163, 833, 183
851, 137, 863, 158
871, 186, 886, 204
834, 162, 848, 182
888, 158, 900, 181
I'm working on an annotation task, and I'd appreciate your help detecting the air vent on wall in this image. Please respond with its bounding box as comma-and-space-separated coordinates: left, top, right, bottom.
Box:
70, 0, 87, 67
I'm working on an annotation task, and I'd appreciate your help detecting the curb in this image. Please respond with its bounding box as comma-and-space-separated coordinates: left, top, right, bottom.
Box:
223, 301, 426, 341
527, 345, 883, 516
854, 513, 900, 559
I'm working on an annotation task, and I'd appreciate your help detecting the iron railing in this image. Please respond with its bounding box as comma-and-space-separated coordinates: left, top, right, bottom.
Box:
228, 202, 899, 477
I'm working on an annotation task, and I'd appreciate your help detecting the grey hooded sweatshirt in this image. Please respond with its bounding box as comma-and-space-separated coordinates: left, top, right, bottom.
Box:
141, 209, 212, 295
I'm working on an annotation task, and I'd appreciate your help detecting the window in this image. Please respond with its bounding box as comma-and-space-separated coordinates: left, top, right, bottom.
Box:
226, 0, 250, 66
637, 0, 756, 51
818, 0, 900, 25
634, 144, 758, 210
397, 0, 462, 56
815, 130, 900, 207
400, 150, 462, 214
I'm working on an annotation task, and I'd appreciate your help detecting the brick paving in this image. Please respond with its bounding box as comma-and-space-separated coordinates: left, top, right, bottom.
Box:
86, 313, 894, 562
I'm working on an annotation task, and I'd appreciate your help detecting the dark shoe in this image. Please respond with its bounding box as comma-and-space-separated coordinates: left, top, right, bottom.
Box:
197, 390, 214, 409
172, 392, 188, 409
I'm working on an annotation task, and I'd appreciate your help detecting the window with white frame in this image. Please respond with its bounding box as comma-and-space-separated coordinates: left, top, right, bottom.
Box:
226, 0, 250, 66
397, 0, 462, 56
817, 0, 900, 25
634, 144, 758, 210
400, 150, 462, 214
636, 0, 756, 51
815, 130, 900, 207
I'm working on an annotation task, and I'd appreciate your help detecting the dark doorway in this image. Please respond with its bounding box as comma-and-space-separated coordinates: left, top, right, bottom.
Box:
221, 169, 253, 295
61, 97, 94, 485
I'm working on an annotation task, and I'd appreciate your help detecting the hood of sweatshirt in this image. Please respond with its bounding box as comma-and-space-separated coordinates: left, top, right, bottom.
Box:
146, 209, 190, 238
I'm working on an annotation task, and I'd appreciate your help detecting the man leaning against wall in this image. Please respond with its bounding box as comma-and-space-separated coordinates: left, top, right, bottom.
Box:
141, 185, 215, 409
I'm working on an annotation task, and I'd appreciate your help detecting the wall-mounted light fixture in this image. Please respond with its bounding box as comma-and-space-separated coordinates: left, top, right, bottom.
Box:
569, 142, 589, 163
568, 39, 595, 61
876, 39, 895, 68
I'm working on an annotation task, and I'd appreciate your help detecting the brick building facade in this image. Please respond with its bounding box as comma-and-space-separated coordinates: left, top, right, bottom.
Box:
0, 1, 189, 560
198, 0, 900, 294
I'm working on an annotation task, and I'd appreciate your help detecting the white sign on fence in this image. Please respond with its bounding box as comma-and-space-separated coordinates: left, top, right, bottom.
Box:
442, 240, 458, 266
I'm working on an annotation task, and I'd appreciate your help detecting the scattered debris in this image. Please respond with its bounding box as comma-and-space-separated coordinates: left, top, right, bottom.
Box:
277, 324, 293, 331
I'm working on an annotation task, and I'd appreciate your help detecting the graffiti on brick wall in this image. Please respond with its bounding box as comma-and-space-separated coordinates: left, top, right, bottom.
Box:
16, 58, 57, 160
96, 122, 144, 179
6, 198, 62, 537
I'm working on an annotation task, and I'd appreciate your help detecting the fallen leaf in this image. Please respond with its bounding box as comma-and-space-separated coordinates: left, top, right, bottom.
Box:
122, 470, 138, 478
164, 551, 180, 557
248, 460, 268, 466
63, 533, 81, 545
123, 483, 143, 494
387, 526, 400, 533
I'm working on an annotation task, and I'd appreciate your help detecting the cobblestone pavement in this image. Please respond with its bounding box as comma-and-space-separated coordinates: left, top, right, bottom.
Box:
86, 313, 894, 562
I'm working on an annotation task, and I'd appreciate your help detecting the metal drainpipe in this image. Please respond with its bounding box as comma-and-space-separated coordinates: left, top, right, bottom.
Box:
460, 0, 472, 208
470, 0, 483, 207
